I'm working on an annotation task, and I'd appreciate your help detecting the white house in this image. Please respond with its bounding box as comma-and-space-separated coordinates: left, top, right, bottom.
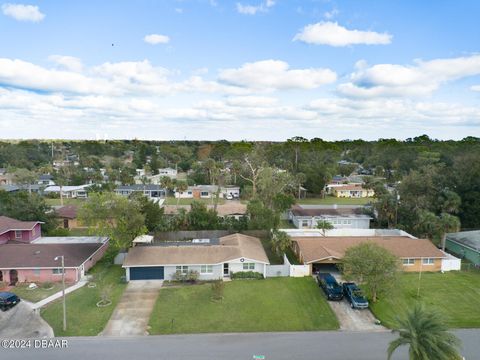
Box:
43, 184, 92, 199
114, 184, 166, 201
158, 167, 177, 178
122, 233, 269, 281
175, 185, 240, 199
38, 174, 55, 186
288, 205, 372, 229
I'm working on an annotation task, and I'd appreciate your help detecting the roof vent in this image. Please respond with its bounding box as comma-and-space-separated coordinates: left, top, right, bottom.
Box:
34, 250, 41, 255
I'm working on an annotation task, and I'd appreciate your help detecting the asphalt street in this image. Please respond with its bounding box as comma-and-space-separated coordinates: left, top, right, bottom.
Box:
0, 329, 478, 360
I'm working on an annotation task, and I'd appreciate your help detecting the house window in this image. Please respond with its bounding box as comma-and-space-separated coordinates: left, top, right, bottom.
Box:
422, 258, 435, 265
176, 265, 189, 274
402, 258, 415, 266
33, 268, 41, 276
301, 220, 309, 228
200, 265, 213, 274
187, 191, 192, 195
14, 230, 22, 239
343, 220, 348, 225
243, 263, 255, 270
52, 268, 65, 275
347, 220, 352, 225
200, 191, 209, 197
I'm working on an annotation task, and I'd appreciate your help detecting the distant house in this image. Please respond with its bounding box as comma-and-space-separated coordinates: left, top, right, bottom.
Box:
175, 185, 240, 199
291, 234, 455, 274
330, 184, 374, 198
288, 205, 371, 229
163, 202, 247, 220
123, 233, 269, 281
38, 174, 55, 186
446, 230, 480, 266
0, 237, 109, 285
115, 184, 166, 200
0, 184, 42, 194
0, 172, 14, 185
0, 216, 43, 245
55, 205, 85, 230
44, 184, 91, 199
157, 167, 177, 178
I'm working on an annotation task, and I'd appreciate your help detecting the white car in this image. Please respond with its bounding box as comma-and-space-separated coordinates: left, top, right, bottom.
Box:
225, 194, 234, 200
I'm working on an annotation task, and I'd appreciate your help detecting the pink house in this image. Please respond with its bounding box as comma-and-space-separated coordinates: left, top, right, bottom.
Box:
0, 216, 43, 244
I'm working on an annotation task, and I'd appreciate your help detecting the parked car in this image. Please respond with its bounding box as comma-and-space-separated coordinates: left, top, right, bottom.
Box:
0, 292, 21, 311
316, 273, 343, 301
342, 282, 369, 309
225, 194, 234, 200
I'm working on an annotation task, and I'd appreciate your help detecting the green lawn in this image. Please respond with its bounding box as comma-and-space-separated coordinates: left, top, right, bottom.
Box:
163, 197, 226, 206
11, 283, 63, 303
40, 264, 127, 336
149, 277, 339, 334
45, 198, 86, 206
297, 196, 375, 205
370, 271, 480, 329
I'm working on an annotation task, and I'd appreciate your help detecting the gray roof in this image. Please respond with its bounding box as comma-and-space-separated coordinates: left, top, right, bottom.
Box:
116, 184, 165, 191
447, 231, 480, 251
33, 236, 109, 244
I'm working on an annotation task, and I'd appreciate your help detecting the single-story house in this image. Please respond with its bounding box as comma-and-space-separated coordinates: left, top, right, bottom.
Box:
0, 216, 43, 245
175, 185, 240, 199
158, 167, 177, 178
123, 233, 269, 281
54, 205, 86, 229
330, 184, 374, 198
292, 235, 453, 274
38, 174, 55, 186
446, 230, 480, 266
288, 205, 371, 229
44, 184, 91, 199
0, 237, 109, 285
115, 184, 166, 200
163, 202, 247, 219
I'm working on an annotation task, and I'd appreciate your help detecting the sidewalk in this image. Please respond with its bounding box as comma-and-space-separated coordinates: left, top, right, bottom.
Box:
32, 280, 88, 310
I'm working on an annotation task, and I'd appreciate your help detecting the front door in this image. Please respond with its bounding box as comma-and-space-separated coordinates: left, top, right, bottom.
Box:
9, 269, 18, 286
223, 263, 229, 277
63, 219, 69, 229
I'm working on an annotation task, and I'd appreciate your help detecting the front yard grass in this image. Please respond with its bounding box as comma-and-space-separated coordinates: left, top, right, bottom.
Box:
149, 277, 339, 334
11, 283, 63, 303
370, 271, 480, 329
40, 263, 126, 336
298, 196, 375, 205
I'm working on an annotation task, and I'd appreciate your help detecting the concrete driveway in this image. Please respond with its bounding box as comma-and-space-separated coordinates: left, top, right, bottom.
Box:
101, 280, 163, 336
0, 301, 53, 338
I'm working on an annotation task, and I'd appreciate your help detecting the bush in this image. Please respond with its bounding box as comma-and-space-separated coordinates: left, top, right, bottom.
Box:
0, 281, 6, 290
42, 281, 54, 290
231, 271, 264, 280
171, 270, 200, 283
211, 280, 225, 301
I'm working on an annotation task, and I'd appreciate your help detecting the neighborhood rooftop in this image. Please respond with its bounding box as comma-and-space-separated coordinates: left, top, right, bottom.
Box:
292, 236, 446, 264
290, 205, 371, 218
0, 216, 43, 235
123, 233, 269, 266
446, 230, 480, 251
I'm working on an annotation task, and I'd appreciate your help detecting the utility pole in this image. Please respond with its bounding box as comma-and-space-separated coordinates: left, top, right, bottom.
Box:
54, 255, 67, 331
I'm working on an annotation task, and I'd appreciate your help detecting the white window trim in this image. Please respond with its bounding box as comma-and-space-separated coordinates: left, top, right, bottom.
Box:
14, 230, 22, 239
52, 268, 65, 275
402, 258, 415, 266
200, 265, 213, 274
422, 258, 435, 265
176, 265, 189, 274
243, 263, 255, 270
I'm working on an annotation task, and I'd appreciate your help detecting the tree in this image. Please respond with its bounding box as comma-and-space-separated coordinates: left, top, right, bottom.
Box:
129, 192, 167, 232
270, 230, 292, 256
55, 167, 72, 206
78, 192, 147, 250
388, 304, 462, 360
175, 181, 188, 208
239, 146, 267, 197
13, 168, 37, 196
341, 242, 399, 302
316, 220, 334, 236
439, 213, 461, 251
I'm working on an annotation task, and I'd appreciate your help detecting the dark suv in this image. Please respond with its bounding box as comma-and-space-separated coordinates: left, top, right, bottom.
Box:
342, 282, 369, 309
317, 273, 343, 301
0, 292, 21, 311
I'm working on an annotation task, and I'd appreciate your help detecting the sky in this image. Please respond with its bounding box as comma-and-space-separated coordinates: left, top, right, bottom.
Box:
0, 0, 480, 141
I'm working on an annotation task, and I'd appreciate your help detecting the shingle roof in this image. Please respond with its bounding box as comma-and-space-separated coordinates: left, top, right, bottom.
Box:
290, 205, 370, 218
123, 233, 269, 266
446, 231, 480, 251
0, 216, 42, 236
293, 236, 446, 264
0, 243, 104, 268
55, 205, 78, 219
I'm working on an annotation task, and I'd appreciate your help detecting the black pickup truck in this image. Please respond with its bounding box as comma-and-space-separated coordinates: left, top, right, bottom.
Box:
317, 273, 343, 301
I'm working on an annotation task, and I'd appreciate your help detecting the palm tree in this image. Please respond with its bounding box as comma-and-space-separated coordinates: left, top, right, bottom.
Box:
270, 230, 292, 257
316, 220, 334, 236
388, 304, 462, 360
175, 181, 188, 209
438, 212, 461, 252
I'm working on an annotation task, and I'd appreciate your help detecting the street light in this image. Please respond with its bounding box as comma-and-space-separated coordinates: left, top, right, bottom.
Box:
54, 255, 67, 332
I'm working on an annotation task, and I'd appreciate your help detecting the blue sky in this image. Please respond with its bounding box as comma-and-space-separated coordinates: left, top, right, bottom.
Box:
0, 0, 480, 140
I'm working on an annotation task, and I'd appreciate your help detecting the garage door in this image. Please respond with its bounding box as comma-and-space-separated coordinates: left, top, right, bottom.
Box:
129, 266, 164, 280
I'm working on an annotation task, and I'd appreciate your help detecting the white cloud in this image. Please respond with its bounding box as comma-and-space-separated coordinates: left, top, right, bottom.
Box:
340, 54, 480, 98
236, 0, 274, 15
324, 8, 339, 19
293, 21, 392, 47
226, 95, 278, 107
471, 85, 480, 92
2, 3, 45, 22
144, 33, 170, 45
175, 8, 183, 13
218, 59, 337, 91
48, 55, 83, 72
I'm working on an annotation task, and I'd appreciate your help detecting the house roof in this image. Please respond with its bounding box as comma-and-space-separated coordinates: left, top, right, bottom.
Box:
0, 216, 43, 236
55, 205, 78, 219
292, 236, 446, 264
123, 233, 269, 267
44, 185, 91, 192
290, 205, 370, 218
0, 243, 104, 268
115, 184, 165, 191
446, 231, 480, 251
38, 174, 54, 180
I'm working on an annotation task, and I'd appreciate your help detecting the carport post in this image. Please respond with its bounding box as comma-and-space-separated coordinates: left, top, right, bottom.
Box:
55, 255, 67, 331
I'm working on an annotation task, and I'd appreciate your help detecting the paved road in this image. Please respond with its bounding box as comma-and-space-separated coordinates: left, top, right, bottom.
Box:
101, 280, 163, 336
1, 330, 477, 360
0, 302, 53, 338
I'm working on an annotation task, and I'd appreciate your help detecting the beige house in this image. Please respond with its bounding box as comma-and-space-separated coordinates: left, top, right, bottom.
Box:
331, 184, 374, 198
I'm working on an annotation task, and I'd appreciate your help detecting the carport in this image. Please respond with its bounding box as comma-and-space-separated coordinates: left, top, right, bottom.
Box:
128, 266, 164, 280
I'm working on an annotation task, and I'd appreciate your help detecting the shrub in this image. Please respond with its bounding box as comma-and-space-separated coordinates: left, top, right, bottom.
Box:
42, 281, 54, 290
0, 281, 6, 290
231, 271, 264, 280
171, 270, 200, 283
211, 280, 225, 301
